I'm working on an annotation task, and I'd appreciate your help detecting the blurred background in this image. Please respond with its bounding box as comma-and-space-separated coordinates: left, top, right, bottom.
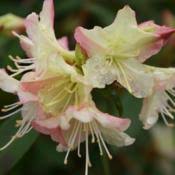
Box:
0, 0, 175, 175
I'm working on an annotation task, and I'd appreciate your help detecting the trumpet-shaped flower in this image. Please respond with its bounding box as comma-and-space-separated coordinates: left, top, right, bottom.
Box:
11, 0, 75, 78
139, 67, 175, 129
75, 6, 175, 98
32, 103, 134, 175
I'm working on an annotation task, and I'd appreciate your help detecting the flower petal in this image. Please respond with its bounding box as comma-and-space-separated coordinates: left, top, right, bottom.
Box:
100, 126, 135, 147
60, 105, 131, 132
114, 58, 154, 97
138, 21, 175, 62
140, 66, 175, 129
83, 57, 154, 97
94, 108, 131, 131
24, 0, 59, 66
32, 120, 66, 146
58, 36, 69, 50
40, 0, 54, 28
75, 6, 155, 58
0, 69, 19, 93
139, 92, 164, 129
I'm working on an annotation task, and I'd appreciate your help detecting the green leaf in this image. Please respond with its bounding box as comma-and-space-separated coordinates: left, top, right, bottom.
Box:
0, 115, 39, 175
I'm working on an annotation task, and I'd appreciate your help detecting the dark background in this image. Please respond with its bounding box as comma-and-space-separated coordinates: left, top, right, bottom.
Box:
0, 0, 175, 175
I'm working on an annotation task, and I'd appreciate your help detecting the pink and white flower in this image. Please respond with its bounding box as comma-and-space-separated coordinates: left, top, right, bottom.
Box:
75, 6, 175, 98
139, 66, 175, 129
32, 103, 134, 175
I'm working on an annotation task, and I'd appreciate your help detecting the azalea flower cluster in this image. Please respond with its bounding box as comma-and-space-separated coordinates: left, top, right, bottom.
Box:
0, 0, 175, 174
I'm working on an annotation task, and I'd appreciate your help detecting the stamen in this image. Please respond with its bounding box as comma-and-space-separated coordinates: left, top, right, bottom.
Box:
165, 92, 175, 107
46, 89, 67, 107
89, 123, 95, 143
85, 125, 91, 175
91, 122, 103, 156
168, 89, 175, 95
64, 84, 77, 94
7, 65, 19, 73
9, 55, 35, 64
10, 65, 34, 77
117, 62, 132, 93
61, 93, 73, 112
163, 107, 174, 119
64, 122, 80, 164
160, 111, 174, 127
1, 103, 21, 112
93, 121, 112, 159
0, 135, 16, 151
77, 124, 82, 158
47, 79, 69, 92
0, 106, 35, 151
4, 102, 20, 108
64, 147, 72, 165
18, 116, 34, 137
0, 108, 21, 120
47, 82, 74, 107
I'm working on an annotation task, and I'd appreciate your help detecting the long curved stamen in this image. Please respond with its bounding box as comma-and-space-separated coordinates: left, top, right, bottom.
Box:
62, 85, 78, 112
160, 111, 174, 127
64, 121, 80, 164
1, 102, 21, 112
9, 55, 35, 64
163, 107, 174, 119
0, 116, 34, 151
0, 136, 17, 151
91, 122, 103, 156
46, 89, 68, 107
89, 123, 95, 143
1, 103, 21, 112
62, 119, 113, 175
7, 65, 19, 73
77, 124, 82, 158
165, 92, 175, 107
85, 125, 90, 175
47, 79, 69, 92
0, 108, 21, 120
10, 65, 35, 77
93, 121, 112, 159
158, 90, 175, 127
7, 55, 35, 77
65, 84, 78, 94
4, 102, 20, 108
117, 62, 132, 93
46, 83, 75, 107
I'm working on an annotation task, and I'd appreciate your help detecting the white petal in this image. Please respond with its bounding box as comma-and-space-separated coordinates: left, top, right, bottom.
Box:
0, 69, 19, 93
100, 125, 135, 147
139, 92, 166, 129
